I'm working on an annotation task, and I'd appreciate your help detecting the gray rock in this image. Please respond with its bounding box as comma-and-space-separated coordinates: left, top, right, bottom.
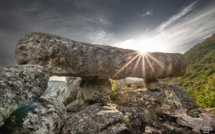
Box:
163, 109, 215, 133
66, 77, 77, 83
45, 77, 81, 106
112, 82, 196, 110
45, 81, 66, 97
57, 77, 82, 106
176, 115, 215, 133
0, 96, 67, 134
80, 79, 111, 102
170, 84, 196, 109
114, 79, 128, 91
148, 82, 196, 109
16, 32, 186, 80
0, 65, 49, 127
62, 103, 130, 134
67, 79, 111, 112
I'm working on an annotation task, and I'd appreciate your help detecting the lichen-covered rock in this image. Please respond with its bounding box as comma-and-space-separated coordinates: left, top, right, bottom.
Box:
0, 65, 49, 127
67, 79, 111, 112
176, 115, 215, 133
117, 102, 146, 134
80, 79, 111, 102
45, 81, 66, 97
62, 103, 130, 134
113, 90, 200, 134
16, 32, 186, 80
111, 82, 196, 110
0, 96, 67, 134
146, 81, 196, 109
170, 84, 196, 109
114, 79, 127, 91
161, 108, 215, 133
57, 77, 82, 106
113, 78, 144, 91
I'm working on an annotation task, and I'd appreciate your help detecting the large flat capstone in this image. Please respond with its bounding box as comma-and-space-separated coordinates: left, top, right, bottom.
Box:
16, 32, 186, 80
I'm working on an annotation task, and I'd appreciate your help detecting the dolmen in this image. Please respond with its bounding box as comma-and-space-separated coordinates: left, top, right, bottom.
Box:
14, 32, 187, 108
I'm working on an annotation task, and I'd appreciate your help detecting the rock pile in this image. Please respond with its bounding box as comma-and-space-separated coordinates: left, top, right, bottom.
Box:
0, 32, 214, 134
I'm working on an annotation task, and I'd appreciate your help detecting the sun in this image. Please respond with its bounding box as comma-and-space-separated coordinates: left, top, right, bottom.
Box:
137, 38, 169, 53
137, 42, 160, 54
116, 37, 170, 54
112, 36, 170, 80
138, 49, 147, 55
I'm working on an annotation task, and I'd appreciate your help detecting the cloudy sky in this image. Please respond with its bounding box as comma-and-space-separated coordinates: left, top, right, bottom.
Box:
1, 0, 215, 67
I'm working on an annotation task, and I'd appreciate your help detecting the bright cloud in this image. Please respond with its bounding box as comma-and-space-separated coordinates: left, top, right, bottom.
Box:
142, 11, 152, 17
159, 1, 197, 31
116, 1, 215, 53
142, 8, 153, 17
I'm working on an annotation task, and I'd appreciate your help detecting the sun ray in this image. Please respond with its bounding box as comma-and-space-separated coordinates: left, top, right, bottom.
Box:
141, 54, 146, 78
133, 53, 142, 73
145, 53, 165, 69
101, 51, 140, 88
112, 52, 140, 79
144, 53, 156, 77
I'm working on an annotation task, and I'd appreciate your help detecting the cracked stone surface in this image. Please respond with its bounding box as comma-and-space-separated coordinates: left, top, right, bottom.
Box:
176, 115, 215, 133
0, 65, 49, 127
62, 103, 130, 134
57, 77, 82, 106
0, 96, 67, 134
66, 79, 111, 112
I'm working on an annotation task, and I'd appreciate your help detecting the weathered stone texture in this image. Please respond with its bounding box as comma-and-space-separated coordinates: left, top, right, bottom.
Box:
62, 103, 130, 134
111, 82, 196, 110
0, 65, 49, 127
176, 115, 215, 133
16, 32, 186, 80
0, 97, 67, 134
57, 77, 82, 106
67, 79, 111, 112
45, 81, 66, 97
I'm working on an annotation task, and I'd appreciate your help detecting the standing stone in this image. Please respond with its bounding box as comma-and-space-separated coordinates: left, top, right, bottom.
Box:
16, 32, 186, 80
67, 79, 111, 112
0, 65, 49, 127
80, 79, 111, 102
57, 77, 82, 106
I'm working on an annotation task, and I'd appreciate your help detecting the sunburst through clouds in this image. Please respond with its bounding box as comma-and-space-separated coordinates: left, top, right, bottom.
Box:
111, 50, 163, 80
112, 35, 171, 80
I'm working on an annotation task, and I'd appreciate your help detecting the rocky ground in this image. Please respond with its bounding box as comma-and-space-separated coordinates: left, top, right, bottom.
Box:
0, 73, 215, 134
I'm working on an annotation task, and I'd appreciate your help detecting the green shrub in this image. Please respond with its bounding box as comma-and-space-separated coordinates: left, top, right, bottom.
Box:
165, 35, 215, 108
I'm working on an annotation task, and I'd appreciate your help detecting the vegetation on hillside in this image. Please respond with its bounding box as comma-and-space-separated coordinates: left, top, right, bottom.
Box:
167, 34, 215, 108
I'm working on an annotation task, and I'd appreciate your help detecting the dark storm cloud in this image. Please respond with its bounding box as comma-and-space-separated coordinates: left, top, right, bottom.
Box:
0, 0, 215, 66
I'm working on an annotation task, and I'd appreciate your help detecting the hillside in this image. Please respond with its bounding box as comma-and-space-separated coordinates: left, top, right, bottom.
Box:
167, 34, 215, 108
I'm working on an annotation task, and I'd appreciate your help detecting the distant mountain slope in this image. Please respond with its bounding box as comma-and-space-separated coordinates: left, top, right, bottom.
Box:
168, 34, 215, 108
